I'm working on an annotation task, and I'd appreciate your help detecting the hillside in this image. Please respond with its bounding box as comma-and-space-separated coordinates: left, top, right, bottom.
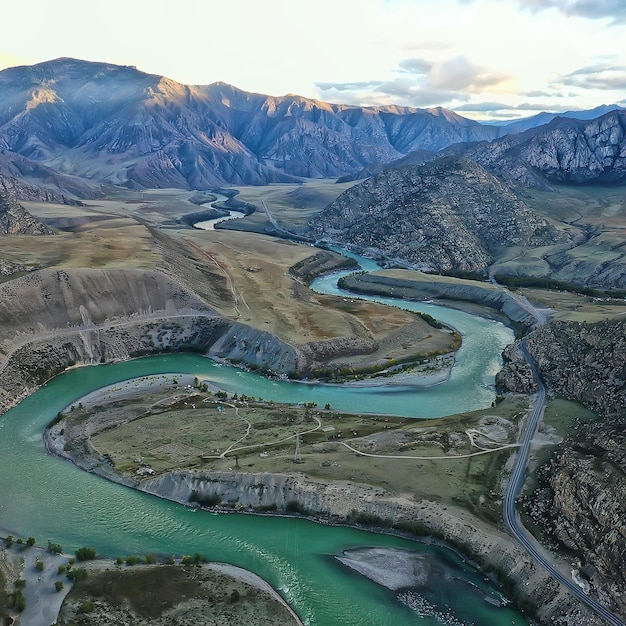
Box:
0, 192, 53, 235
307, 157, 571, 272
498, 320, 626, 615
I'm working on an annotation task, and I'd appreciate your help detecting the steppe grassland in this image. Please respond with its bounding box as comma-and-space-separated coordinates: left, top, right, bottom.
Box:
71, 385, 529, 521
19, 191, 455, 370
179, 228, 454, 357
234, 179, 358, 229
20, 199, 161, 270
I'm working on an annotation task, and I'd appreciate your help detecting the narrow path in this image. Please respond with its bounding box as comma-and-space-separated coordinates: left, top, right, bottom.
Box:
183, 238, 243, 318
339, 440, 519, 460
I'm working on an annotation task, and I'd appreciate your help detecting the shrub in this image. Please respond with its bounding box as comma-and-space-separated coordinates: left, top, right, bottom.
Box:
66, 568, 87, 582
26, 536, 36, 547
47, 540, 63, 554
35, 560, 44, 572
54, 580, 64, 592
79, 599, 93, 614
144, 554, 157, 564
75, 546, 97, 561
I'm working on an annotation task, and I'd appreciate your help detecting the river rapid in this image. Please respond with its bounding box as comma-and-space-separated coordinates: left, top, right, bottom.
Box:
0, 251, 530, 625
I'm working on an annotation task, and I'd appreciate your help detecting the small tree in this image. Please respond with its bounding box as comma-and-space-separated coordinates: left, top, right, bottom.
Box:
75, 546, 97, 561
26, 536, 36, 547
47, 540, 63, 554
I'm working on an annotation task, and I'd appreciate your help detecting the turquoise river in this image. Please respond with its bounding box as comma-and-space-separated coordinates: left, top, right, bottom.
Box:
0, 256, 531, 625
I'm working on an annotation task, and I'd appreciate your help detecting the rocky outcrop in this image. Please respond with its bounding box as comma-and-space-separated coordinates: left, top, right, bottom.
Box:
0, 191, 53, 234
307, 158, 571, 272
524, 320, 626, 418
499, 319, 626, 615
448, 110, 626, 187
495, 343, 537, 393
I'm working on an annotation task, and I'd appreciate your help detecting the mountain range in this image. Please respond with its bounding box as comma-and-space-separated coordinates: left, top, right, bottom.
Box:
1, 57, 622, 198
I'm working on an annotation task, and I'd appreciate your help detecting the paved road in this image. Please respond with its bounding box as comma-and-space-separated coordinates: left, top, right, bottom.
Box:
503, 340, 625, 626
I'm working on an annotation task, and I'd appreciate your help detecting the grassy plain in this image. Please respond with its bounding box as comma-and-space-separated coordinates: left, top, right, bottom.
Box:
60, 383, 530, 522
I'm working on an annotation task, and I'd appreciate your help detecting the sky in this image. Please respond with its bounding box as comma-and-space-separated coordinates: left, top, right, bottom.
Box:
2, 0, 625, 120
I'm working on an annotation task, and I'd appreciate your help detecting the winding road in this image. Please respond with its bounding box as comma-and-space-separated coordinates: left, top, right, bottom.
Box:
504, 336, 624, 625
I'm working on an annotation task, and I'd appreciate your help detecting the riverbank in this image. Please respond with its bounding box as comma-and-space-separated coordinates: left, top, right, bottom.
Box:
0, 538, 302, 626
43, 378, 604, 626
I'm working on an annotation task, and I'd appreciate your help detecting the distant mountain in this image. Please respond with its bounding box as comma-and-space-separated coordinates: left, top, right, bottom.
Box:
442, 111, 626, 187
307, 157, 571, 272
494, 104, 624, 134
0, 58, 504, 193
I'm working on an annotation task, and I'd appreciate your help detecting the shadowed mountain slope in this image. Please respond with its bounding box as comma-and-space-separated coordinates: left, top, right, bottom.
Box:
307, 157, 572, 272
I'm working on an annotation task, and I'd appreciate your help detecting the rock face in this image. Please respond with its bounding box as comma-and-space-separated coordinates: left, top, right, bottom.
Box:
339, 271, 538, 326
525, 320, 626, 418
447, 111, 626, 187
307, 158, 570, 272
0, 191, 53, 234
135, 470, 602, 625
499, 319, 626, 615
0, 58, 504, 191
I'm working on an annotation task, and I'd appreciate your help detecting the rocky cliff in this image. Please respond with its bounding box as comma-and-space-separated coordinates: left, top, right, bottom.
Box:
447, 110, 626, 187
498, 319, 626, 615
0, 268, 301, 414
0, 191, 54, 234
339, 271, 538, 326
134, 469, 602, 625
307, 158, 571, 272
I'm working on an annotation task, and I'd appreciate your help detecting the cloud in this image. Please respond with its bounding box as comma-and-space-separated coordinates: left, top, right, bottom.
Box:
523, 90, 557, 97
453, 102, 517, 112
316, 56, 509, 109
427, 57, 510, 92
454, 101, 577, 113
398, 58, 432, 74
316, 81, 384, 93
511, 0, 626, 25
558, 63, 626, 90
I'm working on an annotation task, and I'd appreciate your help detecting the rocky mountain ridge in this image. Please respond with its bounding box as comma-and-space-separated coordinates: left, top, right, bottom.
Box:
0, 58, 623, 197
0, 58, 508, 192
443, 111, 626, 188
307, 157, 571, 272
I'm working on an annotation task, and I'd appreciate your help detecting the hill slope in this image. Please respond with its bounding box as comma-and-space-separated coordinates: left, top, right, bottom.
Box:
307, 157, 571, 272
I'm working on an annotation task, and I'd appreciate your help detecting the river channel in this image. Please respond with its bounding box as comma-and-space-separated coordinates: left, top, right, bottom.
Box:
0, 252, 529, 625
